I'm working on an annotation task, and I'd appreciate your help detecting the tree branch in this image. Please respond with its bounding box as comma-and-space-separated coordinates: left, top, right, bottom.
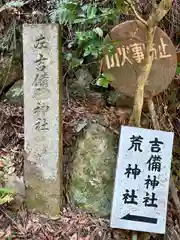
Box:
129, 26, 155, 126
148, 0, 173, 27
125, 0, 148, 26
147, 98, 160, 129
129, 0, 173, 127
127, 0, 178, 237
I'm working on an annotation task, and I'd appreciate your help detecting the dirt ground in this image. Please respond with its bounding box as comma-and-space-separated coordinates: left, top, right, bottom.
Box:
0, 80, 180, 239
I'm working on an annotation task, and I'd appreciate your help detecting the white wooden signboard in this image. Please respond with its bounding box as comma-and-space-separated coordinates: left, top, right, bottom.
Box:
110, 126, 174, 234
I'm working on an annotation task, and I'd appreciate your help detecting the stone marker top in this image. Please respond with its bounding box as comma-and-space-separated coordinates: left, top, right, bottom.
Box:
101, 20, 177, 98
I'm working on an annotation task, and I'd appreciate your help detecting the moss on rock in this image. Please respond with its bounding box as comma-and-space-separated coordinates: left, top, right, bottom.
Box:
69, 123, 119, 217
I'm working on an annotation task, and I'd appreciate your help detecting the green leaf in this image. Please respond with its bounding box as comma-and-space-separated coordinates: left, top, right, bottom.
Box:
86, 5, 97, 19
49, 1, 78, 25
0, 187, 15, 194
77, 6, 86, 18
81, 4, 88, 12
83, 48, 91, 57
7, 237, 13, 240
105, 41, 120, 55
176, 66, 180, 74
93, 27, 103, 38
67, 41, 74, 49
102, 73, 115, 82
96, 76, 109, 88
5, 0, 24, 8
115, 0, 128, 13
83, 38, 102, 58
74, 18, 86, 24
0, 194, 14, 205
75, 31, 86, 44
65, 52, 72, 61
71, 58, 84, 68
116, 0, 125, 9
99, 8, 110, 14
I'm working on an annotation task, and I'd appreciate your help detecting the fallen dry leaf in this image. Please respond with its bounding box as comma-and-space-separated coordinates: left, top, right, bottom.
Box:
25, 220, 33, 231
0, 230, 5, 238
79, 236, 90, 240
0, 160, 4, 169
4, 225, 12, 238
70, 233, 78, 240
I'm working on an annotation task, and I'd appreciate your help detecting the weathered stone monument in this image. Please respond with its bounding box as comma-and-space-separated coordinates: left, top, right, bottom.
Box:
23, 24, 62, 217
101, 20, 177, 98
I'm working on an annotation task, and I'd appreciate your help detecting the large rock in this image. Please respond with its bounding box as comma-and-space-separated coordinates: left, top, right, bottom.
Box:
69, 123, 119, 217
68, 68, 105, 106
0, 55, 22, 92
5, 173, 25, 209
106, 89, 149, 112
5, 80, 23, 105
106, 89, 133, 108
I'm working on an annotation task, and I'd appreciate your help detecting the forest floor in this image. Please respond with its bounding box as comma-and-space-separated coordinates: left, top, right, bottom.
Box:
0, 98, 132, 240
0, 78, 180, 240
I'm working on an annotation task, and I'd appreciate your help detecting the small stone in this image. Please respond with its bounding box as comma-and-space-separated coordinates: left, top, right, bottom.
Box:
74, 119, 88, 133
139, 233, 151, 240
5, 80, 23, 105
75, 69, 93, 86
69, 68, 105, 106
0, 171, 4, 177
5, 173, 25, 198
106, 90, 133, 108
8, 166, 15, 175
4, 173, 25, 209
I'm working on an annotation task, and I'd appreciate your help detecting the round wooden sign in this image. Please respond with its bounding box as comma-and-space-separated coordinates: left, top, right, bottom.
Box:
101, 20, 177, 98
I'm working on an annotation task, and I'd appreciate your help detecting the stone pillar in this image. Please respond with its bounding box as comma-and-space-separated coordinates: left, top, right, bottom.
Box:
23, 24, 62, 217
